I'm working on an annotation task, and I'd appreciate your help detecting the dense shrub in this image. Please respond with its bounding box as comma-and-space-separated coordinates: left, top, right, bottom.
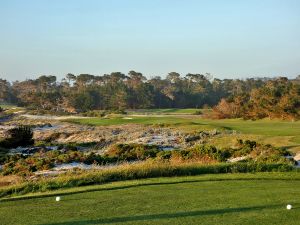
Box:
229, 139, 292, 164
81, 110, 106, 117
0, 126, 34, 149
105, 143, 160, 161
1, 140, 295, 176
193, 110, 202, 115
156, 151, 172, 160
190, 145, 231, 162
109, 109, 127, 115
0, 147, 9, 162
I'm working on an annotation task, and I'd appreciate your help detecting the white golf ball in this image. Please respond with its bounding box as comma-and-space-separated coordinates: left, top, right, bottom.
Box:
56, 196, 61, 202
286, 204, 292, 210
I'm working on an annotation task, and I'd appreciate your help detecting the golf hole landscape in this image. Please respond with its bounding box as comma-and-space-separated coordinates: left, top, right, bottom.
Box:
1, 1, 300, 224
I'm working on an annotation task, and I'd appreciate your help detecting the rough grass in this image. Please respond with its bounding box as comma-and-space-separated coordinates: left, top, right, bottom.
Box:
0, 103, 17, 109
1, 173, 300, 225
0, 175, 22, 187
208, 134, 294, 149
0, 161, 295, 198
66, 117, 300, 138
0, 103, 24, 113
195, 119, 300, 152
65, 116, 300, 151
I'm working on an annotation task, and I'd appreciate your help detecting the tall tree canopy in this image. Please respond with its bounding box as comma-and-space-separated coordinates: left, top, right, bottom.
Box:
2, 72, 299, 120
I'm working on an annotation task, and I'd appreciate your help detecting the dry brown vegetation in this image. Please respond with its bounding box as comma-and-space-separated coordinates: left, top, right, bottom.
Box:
0, 175, 22, 187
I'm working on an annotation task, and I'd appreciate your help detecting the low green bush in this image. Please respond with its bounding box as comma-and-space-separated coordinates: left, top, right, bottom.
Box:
105, 143, 160, 161
193, 110, 202, 115
81, 110, 106, 117
1, 140, 295, 176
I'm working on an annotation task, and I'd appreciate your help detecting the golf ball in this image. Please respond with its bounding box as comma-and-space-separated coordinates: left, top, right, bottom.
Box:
56, 196, 61, 202
286, 204, 292, 210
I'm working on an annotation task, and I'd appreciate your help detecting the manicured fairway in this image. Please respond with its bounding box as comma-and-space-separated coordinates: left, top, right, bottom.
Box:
127, 108, 206, 114
1, 174, 300, 225
66, 116, 190, 126
198, 119, 300, 138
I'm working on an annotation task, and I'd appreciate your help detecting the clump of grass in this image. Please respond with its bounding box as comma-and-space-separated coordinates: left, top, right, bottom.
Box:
0, 175, 23, 187
193, 110, 203, 115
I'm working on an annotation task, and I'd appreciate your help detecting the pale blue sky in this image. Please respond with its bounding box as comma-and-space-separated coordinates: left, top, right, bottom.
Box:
0, 0, 299, 81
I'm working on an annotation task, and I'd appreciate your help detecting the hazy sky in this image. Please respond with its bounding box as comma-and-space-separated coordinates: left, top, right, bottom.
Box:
0, 0, 300, 81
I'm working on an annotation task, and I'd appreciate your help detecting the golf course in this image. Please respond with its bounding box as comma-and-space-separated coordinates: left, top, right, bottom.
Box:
1, 1, 300, 224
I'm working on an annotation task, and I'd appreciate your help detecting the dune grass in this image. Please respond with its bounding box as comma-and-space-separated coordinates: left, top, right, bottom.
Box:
1, 173, 300, 225
0, 103, 24, 114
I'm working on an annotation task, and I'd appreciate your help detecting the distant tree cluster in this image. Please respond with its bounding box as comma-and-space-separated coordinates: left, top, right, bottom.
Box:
213, 77, 300, 120
0, 72, 299, 119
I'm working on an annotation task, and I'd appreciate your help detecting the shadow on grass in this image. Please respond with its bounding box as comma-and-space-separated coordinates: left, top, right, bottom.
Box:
42, 204, 282, 225
0, 179, 210, 202
2, 177, 300, 202
281, 145, 300, 150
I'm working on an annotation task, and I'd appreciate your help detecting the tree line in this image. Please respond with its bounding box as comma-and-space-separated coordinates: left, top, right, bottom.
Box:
0, 72, 299, 119
213, 77, 300, 120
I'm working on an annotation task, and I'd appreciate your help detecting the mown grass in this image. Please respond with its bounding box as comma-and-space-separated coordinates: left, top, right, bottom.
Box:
66, 116, 191, 126
127, 108, 209, 115
197, 119, 300, 137
0, 173, 300, 225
